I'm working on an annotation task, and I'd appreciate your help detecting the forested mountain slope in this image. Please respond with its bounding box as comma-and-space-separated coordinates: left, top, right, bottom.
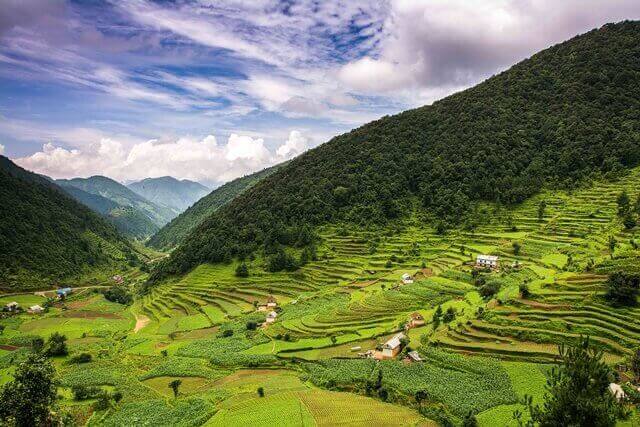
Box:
147, 164, 282, 251
128, 176, 210, 215
58, 184, 159, 240
57, 176, 175, 227
0, 156, 137, 290
154, 21, 640, 280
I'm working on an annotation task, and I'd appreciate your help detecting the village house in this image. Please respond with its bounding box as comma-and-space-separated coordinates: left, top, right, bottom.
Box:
609, 383, 626, 401
28, 305, 44, 314
381, 333, 405, 359
56, 287, 73, 298
401, 273, 414, 285
406, 351, 422, 363
266, 295, 278, 309
476, 255, 499, 269
4, 302, 19, 312
407, 312, 425, 329
112, 275, 124, 284
265, 311, 278, 324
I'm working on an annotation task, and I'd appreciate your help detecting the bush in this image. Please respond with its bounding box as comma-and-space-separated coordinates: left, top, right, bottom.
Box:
44, 332, 68, 357
72, 385, 102, 401
479, 282, 500, 299
519, 283, 530, 298
69, 353, 92, 364
220, 329, 233, 338
605, 272, 640, 306
246, 321, 257, 330
235, 263, 249, 277
102, 286, 133, 305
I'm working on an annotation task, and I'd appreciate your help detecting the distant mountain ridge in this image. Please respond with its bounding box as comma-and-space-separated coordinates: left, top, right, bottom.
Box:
0, 156, 137, 290
127, 176, 210, 214
147, 164, 282, 250
56, 176, 175, 229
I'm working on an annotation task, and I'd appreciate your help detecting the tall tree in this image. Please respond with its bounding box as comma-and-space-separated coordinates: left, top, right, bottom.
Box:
0, 353, 58, 426
514, 337, 627, 426
169, 379, 182, 398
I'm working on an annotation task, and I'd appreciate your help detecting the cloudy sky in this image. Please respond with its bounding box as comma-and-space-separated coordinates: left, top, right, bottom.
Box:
1, 0, 639, 185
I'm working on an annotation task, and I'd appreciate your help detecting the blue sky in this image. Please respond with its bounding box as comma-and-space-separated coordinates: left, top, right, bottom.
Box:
1, 0, 639, 185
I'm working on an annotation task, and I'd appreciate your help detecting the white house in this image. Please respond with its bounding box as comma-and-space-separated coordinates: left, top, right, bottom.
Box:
401, 273, 414, 284
609, 383, 626, 401
266, 295, 278, 309
381, 333, 405, 359
476, 255, 499, 269
407, 351, 422, 362
4, 302, 19, 312
265, 311, 278, 324
28, 305, 44, 314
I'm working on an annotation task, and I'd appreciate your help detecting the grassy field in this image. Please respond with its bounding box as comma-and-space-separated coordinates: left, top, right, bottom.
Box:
3, 169, 640, 425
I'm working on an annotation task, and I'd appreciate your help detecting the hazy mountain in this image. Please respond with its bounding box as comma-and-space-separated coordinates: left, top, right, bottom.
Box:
127, 176, 210, 215
147, 164, 282, 251
56, 176, 175, 228
153, 21, 640, 280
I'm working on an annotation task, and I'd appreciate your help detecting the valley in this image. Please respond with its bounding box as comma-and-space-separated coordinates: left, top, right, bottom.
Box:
3, 167, 640, 425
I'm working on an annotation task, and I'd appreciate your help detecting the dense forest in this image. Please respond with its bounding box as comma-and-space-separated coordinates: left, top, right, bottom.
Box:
0, 157, 136, 290
148, 164, 282, 250
150, 21, 640, 279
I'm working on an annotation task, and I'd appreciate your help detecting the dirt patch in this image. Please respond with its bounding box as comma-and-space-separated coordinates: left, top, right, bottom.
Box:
61, 311, 121, 319
66, 298, 94, 310
0, 345, 18, 351
134, 314, 150, 333
348, 280, 378, 288
420, 268, 434, 277
517, 299, 571, 310
155, 342, 169, 349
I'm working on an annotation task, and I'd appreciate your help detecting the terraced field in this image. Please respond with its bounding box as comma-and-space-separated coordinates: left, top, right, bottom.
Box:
3, 169, 640, 425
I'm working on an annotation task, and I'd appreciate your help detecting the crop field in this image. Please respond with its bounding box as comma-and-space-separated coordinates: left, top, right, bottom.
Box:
2, 169, 640, 425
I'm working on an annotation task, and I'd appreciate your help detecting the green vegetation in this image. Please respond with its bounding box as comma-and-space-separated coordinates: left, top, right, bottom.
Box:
0, 156, 139, 290
148, 163, 282, 250
155, 21, 640, 280
127, 176, 210, 214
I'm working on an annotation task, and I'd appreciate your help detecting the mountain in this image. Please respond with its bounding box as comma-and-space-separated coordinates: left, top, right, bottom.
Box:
56, 176, 175, 228
147, 164, 282, 251
152, 21, 640, 281
128, 176, 210, 215
0, 156, 138, 290
57, 185, 159, 240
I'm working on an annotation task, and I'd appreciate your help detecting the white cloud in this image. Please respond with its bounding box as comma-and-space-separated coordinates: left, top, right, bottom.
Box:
14, 130, 312, 183
0, 144, 5, 155
276, 130, 309, 159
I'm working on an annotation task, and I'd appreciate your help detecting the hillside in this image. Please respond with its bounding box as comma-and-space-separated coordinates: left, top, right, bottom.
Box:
147, 164, 282, 251
58, 184, 159, 240
154, 21, 640, 280
128, 176, 210, 215
57, 176, 175, 228
0, 156, 138, 290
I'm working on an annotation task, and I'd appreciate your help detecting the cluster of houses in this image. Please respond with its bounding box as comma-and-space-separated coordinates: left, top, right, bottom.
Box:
257, 296, 279, 326
3, 301, 44, 314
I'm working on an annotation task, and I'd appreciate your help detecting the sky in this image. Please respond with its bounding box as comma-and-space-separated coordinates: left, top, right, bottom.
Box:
1, 1, 639, 186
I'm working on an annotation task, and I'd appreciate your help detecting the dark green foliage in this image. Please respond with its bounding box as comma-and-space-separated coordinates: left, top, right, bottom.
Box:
623, 214, 637, 229
512, 242, 521, 256
515, 337, 626, 427
72, 384, 102, 400
266, 249, 299, 272
632, 348, 640, 380
235, 263, 249, 277
69, 353, 92, 364
0, 156, 135, 290
221, 329, 233, 338
257, 387, 264, 397
605, 271, 640, 306
442, 307, 456, 323
154, 22, 640, 281
480, 282, 500, 299
462, 411, 479, 427
102, 286, 133, 305
537, 201, 547, 222
169, 379, 182, 398
148, 164, 282, 250
0, 353, 58, 426
44, 332, 68, 357
519, 283, 530, 298
617, 190, 631, 216
246, 321, 257, 330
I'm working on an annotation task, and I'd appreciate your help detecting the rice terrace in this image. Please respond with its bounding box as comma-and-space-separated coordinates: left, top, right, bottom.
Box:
3, 3, 640, 427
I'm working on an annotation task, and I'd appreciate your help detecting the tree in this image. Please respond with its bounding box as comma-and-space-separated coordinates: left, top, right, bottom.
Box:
514, 337, 627, 427
442, 307, 456, 323
512, 242, 521, 256
0, 353, 58, 426
169, 379, 182, 398
519, 283, 530, 299
235, 263, 249, 277
631, 348, 640, 381
44, 332, 68, 357
0, 325, 4, 335
623, 214, 637, 230
608, 236, 617, 259
432, 305, 443, 329
605, 272, 640, 307
415, 390, 429, 406
480, 282, 500, 299
257, 387, 265, 397
617, 190, 630, 216
246, 321, 258, 330
537, 201, 547, 222
462, 411, 479, 427
102, 286, 133, 305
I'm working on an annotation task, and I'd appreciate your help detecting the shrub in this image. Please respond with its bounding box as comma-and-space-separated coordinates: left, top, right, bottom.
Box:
72, 384, 102, 400
69, 353, 92, 364
479, 282, 500, 299
235, 263, 249, 277
102, 286, 133, 305
605, 272, 640, 306
44, 332, 68, 357
257, 387, 264, 397
519, 283, 530, 298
